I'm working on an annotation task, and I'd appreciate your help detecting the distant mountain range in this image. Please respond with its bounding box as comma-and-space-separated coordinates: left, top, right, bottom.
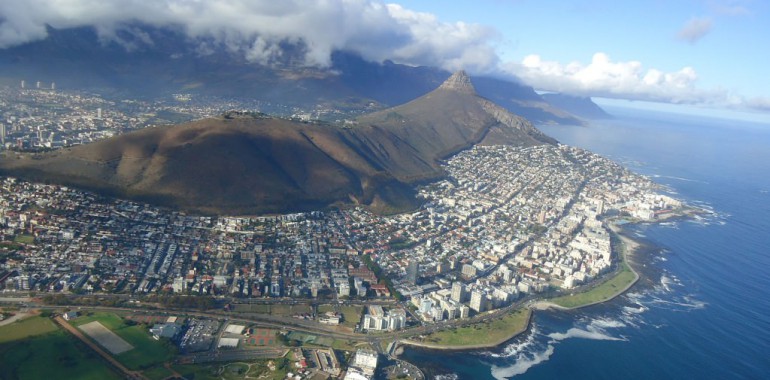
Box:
540, 93, 612, 120
0, 25, 607, 125
0, 72, 555, 215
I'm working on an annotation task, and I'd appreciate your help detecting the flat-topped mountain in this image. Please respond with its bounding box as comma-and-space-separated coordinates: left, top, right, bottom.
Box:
0, 72, 556, 215
0, 25, 589, 125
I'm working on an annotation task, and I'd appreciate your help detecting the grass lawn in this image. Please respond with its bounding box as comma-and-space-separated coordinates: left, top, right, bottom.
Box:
317, 305, 334, 314
331, 339, 367, 352
0, 318, 120, 380
232, 304, 270, 313
0, 315, 58, 343
173, 359, 290, 380
549, 262, 637, 309
143, 365, 174, 380
420, 308, 531, 347
317, 304, 363, 328
338, 305, 363, 328
269, 304, 312, 316
73, 312, 176, 370
12, 234, 35, 245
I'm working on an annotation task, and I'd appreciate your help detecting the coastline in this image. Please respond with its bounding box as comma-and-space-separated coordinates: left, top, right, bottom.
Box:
532, 221, 641, 311
398, 216, 653, 353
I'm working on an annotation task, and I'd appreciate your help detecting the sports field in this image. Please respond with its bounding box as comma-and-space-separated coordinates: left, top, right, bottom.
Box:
80, 321, 134, 354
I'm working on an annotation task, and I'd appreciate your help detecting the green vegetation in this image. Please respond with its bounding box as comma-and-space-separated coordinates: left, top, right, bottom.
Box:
549, 262, 637, 308
387, 237, 417, 250
143, 365, 174, 380
233, 303, 271, 313
0, 317, 120, 380
362, 254, 403, 300
331, 339, 366, 351
318, 304, 363, 328
419, 308, 531, 347
269, 304, 312, 316
0, 315, 58, 343
12, 234, 35, 245
338, 305, 364, 328
232, 303, 312, 316
173, 359, 290, 380
73, 312, 176, 371
548, 228, 639, 308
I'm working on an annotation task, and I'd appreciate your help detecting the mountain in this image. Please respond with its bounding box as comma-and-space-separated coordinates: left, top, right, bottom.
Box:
0, 25, 582, 125
0, 72, 556, 215
541, 93, 612, 120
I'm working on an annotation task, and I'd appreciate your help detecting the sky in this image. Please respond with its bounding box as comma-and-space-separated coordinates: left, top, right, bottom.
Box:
398, 0, 770, 112
0, 0, 767, 113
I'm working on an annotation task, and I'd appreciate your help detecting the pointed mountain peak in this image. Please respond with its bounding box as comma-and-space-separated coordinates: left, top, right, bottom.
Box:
438, 70, 476, 94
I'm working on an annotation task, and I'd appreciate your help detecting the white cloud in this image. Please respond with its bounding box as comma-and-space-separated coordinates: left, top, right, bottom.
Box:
0, 0, 761, 111
503, 52, 729, 105
677, 17, 713, 44
745, 96, 770, 111
0, 0, 499, 72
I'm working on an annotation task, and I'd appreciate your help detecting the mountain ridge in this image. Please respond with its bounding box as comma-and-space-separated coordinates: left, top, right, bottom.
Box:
0, 72, 556, 215
0, 25, 600, 125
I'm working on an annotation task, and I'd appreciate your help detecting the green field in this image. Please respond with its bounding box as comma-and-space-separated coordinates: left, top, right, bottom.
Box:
72, 312, 176, 370
331, 338, 368, 351
318, 304, 363, 328
549, 262, 638, 309
173, 358, 290, 380
12, 234, 35, 245
0, 316, 120, 380
419, 308, 532, 347
268, 304, 312, 316
0, 315, 58, 343
337, 305, 363, 328
232, 303, 312, 316
143, 365, 174, 380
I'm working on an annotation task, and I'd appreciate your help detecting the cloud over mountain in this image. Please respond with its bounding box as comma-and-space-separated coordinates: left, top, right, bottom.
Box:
0, 0, 499, 71
0, 0, 761, 111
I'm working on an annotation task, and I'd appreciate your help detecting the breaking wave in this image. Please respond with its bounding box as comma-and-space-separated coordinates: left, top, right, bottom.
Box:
490, 344, 555, 380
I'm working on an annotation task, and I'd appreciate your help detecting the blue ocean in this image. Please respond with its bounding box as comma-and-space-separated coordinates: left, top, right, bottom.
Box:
401, 107, 770, 379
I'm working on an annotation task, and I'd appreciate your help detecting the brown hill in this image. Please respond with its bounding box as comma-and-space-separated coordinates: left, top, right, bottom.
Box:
0, 71, 556, 215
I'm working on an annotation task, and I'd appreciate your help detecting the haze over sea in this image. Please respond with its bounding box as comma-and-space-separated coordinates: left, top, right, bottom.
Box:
402, 107, 770, 379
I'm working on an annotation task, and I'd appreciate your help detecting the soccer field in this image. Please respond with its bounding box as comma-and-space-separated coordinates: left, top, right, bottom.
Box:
80, 321, 134, 354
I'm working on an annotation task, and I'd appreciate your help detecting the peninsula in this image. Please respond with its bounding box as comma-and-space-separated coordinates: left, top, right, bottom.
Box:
0, 74, 693, 379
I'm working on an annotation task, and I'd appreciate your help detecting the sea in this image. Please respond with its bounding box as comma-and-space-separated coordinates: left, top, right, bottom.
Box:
400, 106, 770, 379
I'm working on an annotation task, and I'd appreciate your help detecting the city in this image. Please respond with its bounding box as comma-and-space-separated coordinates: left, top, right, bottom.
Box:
0, 117, 685, 379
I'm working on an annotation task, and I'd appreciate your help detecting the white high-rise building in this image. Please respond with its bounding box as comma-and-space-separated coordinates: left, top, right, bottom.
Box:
451, 281, 466, 302
470, 290, 487, 313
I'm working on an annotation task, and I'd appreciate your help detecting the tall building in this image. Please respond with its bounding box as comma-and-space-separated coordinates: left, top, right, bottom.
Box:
97, 108, 102, 119
20, 80, 25, 89
470, 290, 487, 313
0, 123, 5, 145
451, 281, 466, 303
51, 82, 56, 90
387, 309, 406, 330
406, 261, 419, 284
